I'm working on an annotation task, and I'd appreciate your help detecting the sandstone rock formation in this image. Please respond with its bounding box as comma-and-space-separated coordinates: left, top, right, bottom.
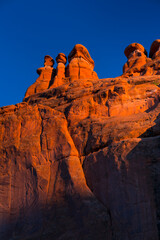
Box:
149, 39, 160, 59
123, 40, 160, 77
123, 43, 150, 76
49, 53, 67, 88
66, 44, 98, 81
25, 55, 56, 98
1, 41, 160, 240
25, 44, 98, 98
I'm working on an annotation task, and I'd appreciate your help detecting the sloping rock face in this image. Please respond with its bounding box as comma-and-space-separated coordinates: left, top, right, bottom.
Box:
1, 43, 160, 240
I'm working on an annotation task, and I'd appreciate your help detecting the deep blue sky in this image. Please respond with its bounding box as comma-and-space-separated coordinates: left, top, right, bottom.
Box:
0, 0, 160, 107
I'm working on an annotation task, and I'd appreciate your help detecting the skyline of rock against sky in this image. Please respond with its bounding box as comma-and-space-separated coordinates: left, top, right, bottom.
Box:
0, 0, 160, 107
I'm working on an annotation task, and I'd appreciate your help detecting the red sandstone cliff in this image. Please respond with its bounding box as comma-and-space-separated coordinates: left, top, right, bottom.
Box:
0, 42, 160, 240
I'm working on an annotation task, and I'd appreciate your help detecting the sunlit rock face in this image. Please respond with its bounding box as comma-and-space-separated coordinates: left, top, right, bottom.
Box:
1, 41, 160, 240
49, 53, 67, 88
123, 43, 150, 76
123, 40, 160, 77
25, 55, 56, 98
66, 44, 98, 80
24, 44, 98, 98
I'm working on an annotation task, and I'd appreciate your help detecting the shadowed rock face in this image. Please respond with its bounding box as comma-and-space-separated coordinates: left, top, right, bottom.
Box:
149, 39, 160, 59
1, 42, 160, 240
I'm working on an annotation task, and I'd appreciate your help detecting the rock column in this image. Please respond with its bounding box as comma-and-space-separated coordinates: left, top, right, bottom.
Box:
50, 53, 67, 88
25, 55, 55, 98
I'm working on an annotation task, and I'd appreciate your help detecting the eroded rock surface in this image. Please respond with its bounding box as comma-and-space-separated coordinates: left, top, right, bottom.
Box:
0, 103, 110, 240
25, 44, 98, 99
50, 53, 67, 88
66, 44, 98, 81
123, 40, 160, 77
25, 55, 56, 98
1, 42, 160, 240
123, 43, 150, 77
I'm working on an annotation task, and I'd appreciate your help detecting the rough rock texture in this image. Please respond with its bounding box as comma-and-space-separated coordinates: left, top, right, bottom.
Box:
25, 55, 56, 98
0, 103, 110, 240
123, 41, 160, 77
123, 43, 150, 77
50, 53, 67, 89
66, 44, 98, 81
1, 42, 160, 240
149, 39, 160, 59
25, 44, 98, 98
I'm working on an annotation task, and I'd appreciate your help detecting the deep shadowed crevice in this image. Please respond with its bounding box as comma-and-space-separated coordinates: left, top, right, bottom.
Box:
140, 114, 160, 138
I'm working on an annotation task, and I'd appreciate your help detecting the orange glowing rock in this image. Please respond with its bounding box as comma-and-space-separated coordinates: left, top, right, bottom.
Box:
2, 42, 160, 239
66, 44, 98, 80
49, 53, 67, 88
25, 55, 55, 98
122, 40, 160, 77
149, 39, 160, 59
123, 43, 149, 76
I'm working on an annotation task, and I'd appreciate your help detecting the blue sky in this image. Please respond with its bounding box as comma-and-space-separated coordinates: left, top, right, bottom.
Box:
0, 0, 160, 107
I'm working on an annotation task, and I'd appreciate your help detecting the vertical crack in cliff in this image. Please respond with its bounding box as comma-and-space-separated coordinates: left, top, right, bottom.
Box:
78, 58, 80, 79
40, 116, 44, 152
64, 104, 72, 128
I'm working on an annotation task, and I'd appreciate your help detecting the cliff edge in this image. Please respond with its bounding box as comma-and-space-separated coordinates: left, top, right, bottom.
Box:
0, 41, 160, 240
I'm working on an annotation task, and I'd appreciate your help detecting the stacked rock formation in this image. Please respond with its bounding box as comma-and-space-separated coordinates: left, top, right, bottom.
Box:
1, 41, 160, 240
50, 53, 67, 88
123, 43, 150, 76
123, 40, 160, 77
65, 44, 98, 80
25, 44, 98, 98
25, 55, 56, 98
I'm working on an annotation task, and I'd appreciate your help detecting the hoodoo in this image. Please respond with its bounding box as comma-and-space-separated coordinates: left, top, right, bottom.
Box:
149, 39, 160, 59
50, 53, 67, 88
25, 55, 55, 98
66, 44, 98, 80
123, 43, 150, 76
25, 44, 98, 98
1, 41, 160, 240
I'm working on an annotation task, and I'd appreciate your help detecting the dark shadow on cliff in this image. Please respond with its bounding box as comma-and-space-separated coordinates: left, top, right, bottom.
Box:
0, 158, 110, 240
83, 113, 160, 240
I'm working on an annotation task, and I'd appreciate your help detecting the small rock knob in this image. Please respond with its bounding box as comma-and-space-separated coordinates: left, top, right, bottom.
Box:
124, 43, 147, 59
56, 53, 67, 65
44, 55, 54, 67
149, 39, 160, 59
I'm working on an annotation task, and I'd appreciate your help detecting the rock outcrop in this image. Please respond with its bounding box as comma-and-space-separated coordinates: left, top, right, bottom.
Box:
149, 39, 160, 59
123, 40, 160, 77
66, 44, 98, 80
123, 43, 150, 76
1, 42, 160, 240
50, 53, 67, 88
25, 44, 98, 98
25, 55, 56, 98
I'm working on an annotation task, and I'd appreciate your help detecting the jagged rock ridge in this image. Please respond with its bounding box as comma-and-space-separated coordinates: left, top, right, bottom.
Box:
0, 41, 160, 240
